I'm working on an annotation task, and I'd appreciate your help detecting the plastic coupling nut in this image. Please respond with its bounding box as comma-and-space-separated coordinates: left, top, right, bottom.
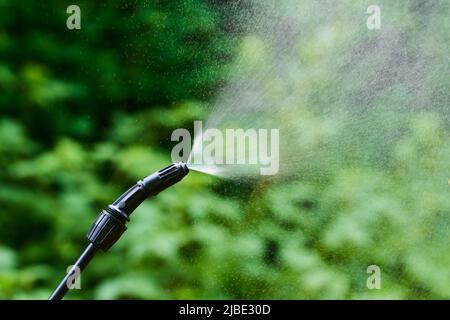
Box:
87, 205, 129, 251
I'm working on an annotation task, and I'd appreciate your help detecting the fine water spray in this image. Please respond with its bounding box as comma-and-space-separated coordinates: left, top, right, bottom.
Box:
49, 162, 189, 300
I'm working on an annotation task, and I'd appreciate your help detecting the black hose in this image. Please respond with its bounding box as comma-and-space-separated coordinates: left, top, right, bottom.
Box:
49, 243, 99, 300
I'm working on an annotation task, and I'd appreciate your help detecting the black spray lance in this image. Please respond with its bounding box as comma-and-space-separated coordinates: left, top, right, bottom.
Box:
49, 162, 189, 300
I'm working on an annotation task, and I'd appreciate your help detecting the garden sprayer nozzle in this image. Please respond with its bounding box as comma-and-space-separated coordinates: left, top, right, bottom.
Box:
87, 162, 189, 251
112, 161, 189, 215
49, 162, 189, 300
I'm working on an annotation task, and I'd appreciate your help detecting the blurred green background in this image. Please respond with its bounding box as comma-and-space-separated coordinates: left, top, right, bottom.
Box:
1, 0, 450, 299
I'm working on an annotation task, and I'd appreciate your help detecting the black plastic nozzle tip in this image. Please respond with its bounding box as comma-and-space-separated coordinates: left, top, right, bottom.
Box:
157, 162, 189, 181
177, 162, 189, 175
178, 162, 189, 174
142, 162, 189, 196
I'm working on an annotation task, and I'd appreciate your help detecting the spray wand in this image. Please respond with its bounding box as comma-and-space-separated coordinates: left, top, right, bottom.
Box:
49, 162, 189, 300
